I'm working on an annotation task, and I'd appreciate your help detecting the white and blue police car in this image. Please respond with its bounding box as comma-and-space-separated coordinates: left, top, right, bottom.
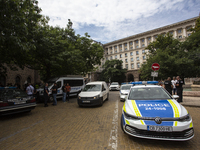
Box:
121, 81, 194, 141
119, 83, 132, 101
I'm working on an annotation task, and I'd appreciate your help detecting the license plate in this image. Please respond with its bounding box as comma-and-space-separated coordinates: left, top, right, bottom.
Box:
147, 125, 172, 132
82, 101, 90, 103
15, 101, 26, 104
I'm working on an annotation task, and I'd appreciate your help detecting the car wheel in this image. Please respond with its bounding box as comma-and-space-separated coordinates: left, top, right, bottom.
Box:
99, 98, 103, 106
121, 115, 125, 133
106, 93, 109, 100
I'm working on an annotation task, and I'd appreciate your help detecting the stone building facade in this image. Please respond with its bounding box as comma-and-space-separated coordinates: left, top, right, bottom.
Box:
0, 64, 41, 89
97, 16, 198, 82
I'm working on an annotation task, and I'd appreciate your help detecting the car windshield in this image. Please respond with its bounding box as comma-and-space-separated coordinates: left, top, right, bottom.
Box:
82, 84, 101, 92
0, 88, 28, 100
128, 87, 171, 100
111, 82, 118, 85
121, 85, 132, 90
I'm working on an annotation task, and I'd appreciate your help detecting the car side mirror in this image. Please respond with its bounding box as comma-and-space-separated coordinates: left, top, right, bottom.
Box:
172, 95, 179, 100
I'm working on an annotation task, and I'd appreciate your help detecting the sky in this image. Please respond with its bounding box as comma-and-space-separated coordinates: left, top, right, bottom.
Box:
37, 0, 200, 44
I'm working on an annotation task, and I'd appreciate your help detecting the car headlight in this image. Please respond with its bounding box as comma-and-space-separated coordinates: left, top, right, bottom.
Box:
179, 114, 192, 122
94, 95, 100, 99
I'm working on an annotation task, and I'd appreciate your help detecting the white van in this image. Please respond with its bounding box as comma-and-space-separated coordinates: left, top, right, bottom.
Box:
37, 76, 85, 102
77, 81, 109, 107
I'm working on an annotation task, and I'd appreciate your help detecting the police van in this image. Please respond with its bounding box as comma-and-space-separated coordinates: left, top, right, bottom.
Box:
37, 76, 85, 102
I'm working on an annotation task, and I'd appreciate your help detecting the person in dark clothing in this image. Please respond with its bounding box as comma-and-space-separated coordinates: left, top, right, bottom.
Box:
44, 83, 49, 107
62, 83, 67, 102
51, 83, 58, 106
164, 77, 173, 95
176, 76, 184, 103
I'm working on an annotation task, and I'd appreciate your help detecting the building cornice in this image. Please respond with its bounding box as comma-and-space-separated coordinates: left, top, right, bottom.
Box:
104, 16, 198, 46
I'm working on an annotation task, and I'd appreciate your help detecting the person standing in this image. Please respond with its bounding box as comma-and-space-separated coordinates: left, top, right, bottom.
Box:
176, 76, 184, 103
66, 83, 71, 102
44, 83, 49, 107
171, 76, 177, 95
164, 77, 173, 95
26, 83, 34, 96
51, 83, 58, 106
62, 83, 67, 102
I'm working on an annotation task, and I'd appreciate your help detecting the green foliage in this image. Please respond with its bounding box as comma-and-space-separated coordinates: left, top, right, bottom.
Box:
0, 0, 42, 76
101, 60, 127, 83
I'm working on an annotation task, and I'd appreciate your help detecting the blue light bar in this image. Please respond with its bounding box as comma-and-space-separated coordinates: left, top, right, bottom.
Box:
0, 87, 17, 89
130, 81, 158, 85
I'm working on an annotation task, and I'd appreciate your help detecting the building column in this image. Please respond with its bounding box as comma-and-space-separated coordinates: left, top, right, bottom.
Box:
174, 30, 177, 39
138, 39, 141, 48
145, 37, 148, 46
127, 42, 129, 50
151, 36, 154, 42
117, 45, 119, 52
122, 44, 124, 52
183, 28, 187, 37
133, 41, 135, 49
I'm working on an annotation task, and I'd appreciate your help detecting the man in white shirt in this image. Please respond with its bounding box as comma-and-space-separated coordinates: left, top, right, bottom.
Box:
26, 83, 34, 96
171, 77, 177, 95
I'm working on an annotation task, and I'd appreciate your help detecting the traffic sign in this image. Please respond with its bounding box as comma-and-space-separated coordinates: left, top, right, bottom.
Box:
151, 63, 160, 71
151, 72, 158, 77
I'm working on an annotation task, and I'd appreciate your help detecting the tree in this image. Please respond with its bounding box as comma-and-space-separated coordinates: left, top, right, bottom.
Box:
25, 20, 104, 81
139, 33, 192, 80
0, 0, 43, 76
101, 60, 127, 83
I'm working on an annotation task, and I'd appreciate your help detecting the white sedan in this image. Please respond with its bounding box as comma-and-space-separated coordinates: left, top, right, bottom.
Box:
119, 84, 132, 101
121, 84, 194, 141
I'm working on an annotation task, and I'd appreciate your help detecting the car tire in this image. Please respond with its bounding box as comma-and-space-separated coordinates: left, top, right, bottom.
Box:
121, 114, 125, 133
99, 98, 103, 106
106, 93, 109, 100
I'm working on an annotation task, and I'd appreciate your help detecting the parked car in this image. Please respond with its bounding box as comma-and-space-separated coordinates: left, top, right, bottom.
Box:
109, 82, 120, 91
77, 81, 109, 107
37, 76, 85, 102
119, 84, 132, 101
0, 87, 36, 116
121, 83, 194, 141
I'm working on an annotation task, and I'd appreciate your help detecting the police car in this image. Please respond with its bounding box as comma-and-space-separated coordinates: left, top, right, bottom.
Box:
119, 84, 132, 101
121, 81, 194, 141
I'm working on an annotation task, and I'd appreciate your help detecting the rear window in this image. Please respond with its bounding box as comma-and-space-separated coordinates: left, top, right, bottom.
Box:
0, 89, 27, 101
121, 85, 132, 90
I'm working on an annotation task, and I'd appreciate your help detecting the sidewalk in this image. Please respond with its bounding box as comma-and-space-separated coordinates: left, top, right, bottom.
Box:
181, 96, 200, 107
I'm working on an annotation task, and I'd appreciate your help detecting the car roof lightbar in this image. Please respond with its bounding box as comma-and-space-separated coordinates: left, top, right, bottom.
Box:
0, 87, 17, 89
130, 81, 158, 85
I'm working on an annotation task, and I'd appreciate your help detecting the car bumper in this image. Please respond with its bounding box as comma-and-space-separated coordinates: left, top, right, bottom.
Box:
0, 103, 37, 116
109, 87, 120, 91
121, 113, 194, 141
77, 97, 103, 106
120, 94, 127, 101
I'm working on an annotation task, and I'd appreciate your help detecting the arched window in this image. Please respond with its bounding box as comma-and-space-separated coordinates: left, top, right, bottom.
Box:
0, 76, 6, 87
27, 77, 31, 84
15, 76, 20, 84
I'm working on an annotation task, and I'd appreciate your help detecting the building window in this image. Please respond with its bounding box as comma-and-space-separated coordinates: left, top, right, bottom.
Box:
179, 35, 182, 39
178, 29, 182, 33
188, 33, 191, 36
130, 47, 133, 49
130, 52, 133, 56
125, 53, 127, 57
131, 58, 133, 62
142, 44, 145, 47
169, 31, 173, 35
187, 26, 192, 30
141, 39, 144, 42
135, 40, 138, 44
130, 42, 133, 45
131, 63, 134, 69
110, 56, 112, 60
137, 63, 140, 68
136, 45, 139, 48
114, 46, 117, 49
148, 37, 151, 41
126, 64, 128, 69
154, 35, 158, 39
115, 50, 117, 53
106, 57, 108, 60
115, 55, 117, 59
124, 43, 127, 46
15, 76, 21, 85
120, 49, 122, 52
143, 56, 146, 60
110, 50, 112, 54
119, 44, 122, 48
125, 59, 128, 63
120, 54, 122, 58
125, 48, 127, 50
136, 51, 139, 55
137, 57, 139, 61
142, 50, 145, 54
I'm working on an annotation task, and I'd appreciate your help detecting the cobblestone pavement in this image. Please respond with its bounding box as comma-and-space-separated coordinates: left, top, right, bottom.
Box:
0, 91, 200, 150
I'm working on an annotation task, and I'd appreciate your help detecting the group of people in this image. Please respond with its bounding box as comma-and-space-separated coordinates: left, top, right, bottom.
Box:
163, 76, 184, 103
43, 83, 71, 107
